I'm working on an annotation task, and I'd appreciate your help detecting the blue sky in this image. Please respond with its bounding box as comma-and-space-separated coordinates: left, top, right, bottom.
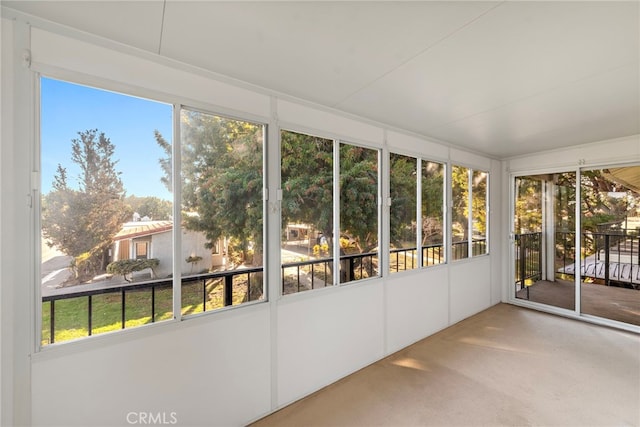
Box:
41, 77, 173, 200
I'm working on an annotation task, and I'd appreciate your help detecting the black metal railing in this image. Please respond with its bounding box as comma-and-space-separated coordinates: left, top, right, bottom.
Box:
452, 239, 488, 260
389, 243, 446, 272
44, 238, 493, 343
281, 257, 333, 294
556, 230, 639, 288
514, 232, 543, 299
42, 267, 263, 345
281, 252, 380, 294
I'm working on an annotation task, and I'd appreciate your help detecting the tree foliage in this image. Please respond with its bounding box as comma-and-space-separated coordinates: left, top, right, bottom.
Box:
281, 131, 334, 249
125, 195, 172, 220
42, 129, 130, 281
389, 153, 417, 247
339, 143, 379, 252
158, 111, 264, 266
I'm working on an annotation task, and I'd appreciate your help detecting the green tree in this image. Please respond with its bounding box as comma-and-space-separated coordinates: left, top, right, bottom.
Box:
389, 154, 416, 247
125, 195, 172, 220
280, 131, 334, 250
422, 161, 444, 245
42, 129, 130, 281
451, 165, 470, 241
159, 110, 264, 266
339, 143, 379, 253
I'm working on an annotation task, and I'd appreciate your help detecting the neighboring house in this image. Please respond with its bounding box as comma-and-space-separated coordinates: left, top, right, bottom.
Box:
112, 219, 224, 278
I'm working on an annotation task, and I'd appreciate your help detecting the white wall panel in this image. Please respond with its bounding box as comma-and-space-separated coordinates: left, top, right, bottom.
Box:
276, 283, 384, 407
490, 159, 503, 305
30, 29, 271, 119
450, 147, 492, 170
507, 134, 640, 172
386, 130, 449, 160
450, 257, 492, 324
32, 306, 271, 427
385, 268, 449, 354
277, 99, 384, 145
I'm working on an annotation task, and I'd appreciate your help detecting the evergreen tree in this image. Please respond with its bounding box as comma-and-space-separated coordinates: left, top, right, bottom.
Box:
42, 129, 130, 281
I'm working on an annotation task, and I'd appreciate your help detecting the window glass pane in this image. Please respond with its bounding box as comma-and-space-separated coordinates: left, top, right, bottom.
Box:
179, 109, 264, 313
340, 143, 380, 283
451, 165, 470, 260
280, 130, 334, 294
422, 161, 446, 266
40, 77, 173, 345
389, 153, 417, 273
472, 170, 488, 256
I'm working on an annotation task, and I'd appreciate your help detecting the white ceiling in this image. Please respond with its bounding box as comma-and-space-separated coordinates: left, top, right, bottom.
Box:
3, 1, 639, 158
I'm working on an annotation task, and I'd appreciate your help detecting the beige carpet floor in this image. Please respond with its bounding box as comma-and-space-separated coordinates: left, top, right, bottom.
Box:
251, 304, 640, 427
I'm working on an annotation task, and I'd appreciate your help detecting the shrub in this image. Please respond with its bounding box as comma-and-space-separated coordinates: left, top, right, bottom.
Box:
106, 259, 159, 282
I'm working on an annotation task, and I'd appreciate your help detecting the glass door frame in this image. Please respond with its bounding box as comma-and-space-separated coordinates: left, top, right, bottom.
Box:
509, 165, 640, 333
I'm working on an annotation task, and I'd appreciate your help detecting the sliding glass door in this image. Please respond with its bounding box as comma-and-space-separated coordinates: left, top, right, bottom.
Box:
513, 166, 640, 327
514, 172, 576, 311
579, 167, 639, 326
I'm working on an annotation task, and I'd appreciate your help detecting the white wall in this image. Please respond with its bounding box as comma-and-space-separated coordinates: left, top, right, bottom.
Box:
1, 18, 505, 427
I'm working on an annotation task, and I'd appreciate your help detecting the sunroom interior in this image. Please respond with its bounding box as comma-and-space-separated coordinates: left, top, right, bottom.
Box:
1, 2, 638, 426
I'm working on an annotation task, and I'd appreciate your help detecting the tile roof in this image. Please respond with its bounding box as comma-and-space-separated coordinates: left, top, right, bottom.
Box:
113, 221, 173, 240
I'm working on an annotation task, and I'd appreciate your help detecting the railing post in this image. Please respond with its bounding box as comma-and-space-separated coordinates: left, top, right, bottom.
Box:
88, 295, 93, 336
537, 232, 542, 281
519, 235, 526, 290
224, 274, 233, 306
121, 288, 126, 329
50, 300, 55, 344
203, 278, 207, 312
151, 285, 156, 323
604, 233, 610, 286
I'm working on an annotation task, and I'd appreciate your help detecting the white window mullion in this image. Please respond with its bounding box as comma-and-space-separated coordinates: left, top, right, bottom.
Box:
468, 168, 473, 258
416, 158, 423, 268
575, 168, 582, 315
333, 140, 341, 286
172, 104, 182, 321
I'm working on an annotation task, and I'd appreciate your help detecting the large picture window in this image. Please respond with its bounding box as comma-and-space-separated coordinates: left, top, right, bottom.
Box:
390, 154, 418, 272
339, 143, 380, 283
40, 77, 174, 345
39, 79, 267, 346
422, 160, 446, 266
179, 108, 265, 312
389, 155, 445, 273
280, 130, 334, 294
280, 131, 380, 294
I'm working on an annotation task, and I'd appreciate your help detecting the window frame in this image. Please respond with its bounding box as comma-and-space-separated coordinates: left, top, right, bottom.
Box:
35, 73, 270, 349
450, 164, 490, 262
279, 128, 383, 295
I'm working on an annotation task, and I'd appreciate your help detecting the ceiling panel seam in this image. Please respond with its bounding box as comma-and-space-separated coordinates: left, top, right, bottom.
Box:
331, 0, 506, 109
157, 0, 167, 55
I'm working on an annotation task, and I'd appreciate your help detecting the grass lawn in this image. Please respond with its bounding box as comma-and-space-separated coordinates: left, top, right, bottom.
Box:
42, 274, 263, 346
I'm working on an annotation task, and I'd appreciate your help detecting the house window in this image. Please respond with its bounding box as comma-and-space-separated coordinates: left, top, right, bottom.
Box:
179, 108, 265, 312
135, 241, 149, 260
451, 165, 489, 260
40, 77, 174, 346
